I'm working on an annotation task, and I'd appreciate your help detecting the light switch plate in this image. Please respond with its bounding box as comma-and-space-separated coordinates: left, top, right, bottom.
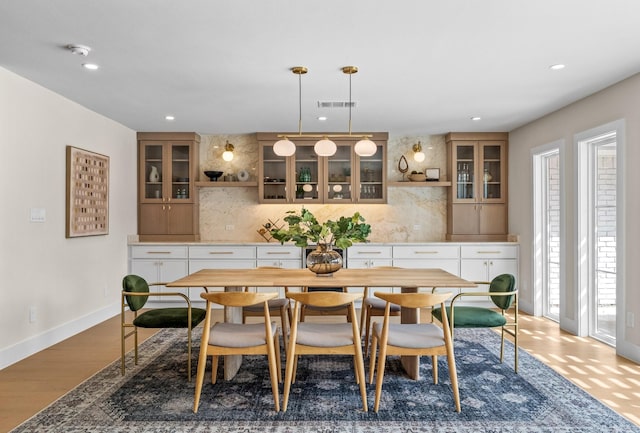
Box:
30, 208, 46, 222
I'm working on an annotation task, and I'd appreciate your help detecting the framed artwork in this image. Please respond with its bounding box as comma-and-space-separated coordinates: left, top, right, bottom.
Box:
425, 168, 440, 181
65, 146, 110, 238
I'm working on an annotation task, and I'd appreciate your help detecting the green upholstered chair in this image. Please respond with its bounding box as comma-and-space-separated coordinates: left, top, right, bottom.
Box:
431, 273, 519, 372
121, 274, 206, 381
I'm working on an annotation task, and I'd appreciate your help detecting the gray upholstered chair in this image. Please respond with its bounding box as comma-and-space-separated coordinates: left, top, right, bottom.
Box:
431, 273, 518, 372
121, 274, 206, 381
369, 291, 460, 413
283, 291, 367, 412
193, 291, 282, 413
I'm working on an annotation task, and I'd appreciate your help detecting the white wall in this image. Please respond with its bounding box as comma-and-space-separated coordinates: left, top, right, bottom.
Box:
0, 67, 137, 368
509, 72, 640, 362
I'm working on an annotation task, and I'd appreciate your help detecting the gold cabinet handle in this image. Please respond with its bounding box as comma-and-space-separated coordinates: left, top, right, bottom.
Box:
358, 251, 382, 254
414, 251, 438, 254
208, 251, 234, 255
147, 251, 171, 254
477, 251, 501, 254
267, 251, 291, 255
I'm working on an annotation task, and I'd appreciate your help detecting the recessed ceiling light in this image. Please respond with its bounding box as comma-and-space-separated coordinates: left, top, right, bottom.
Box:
82, 63, 99, 70
471, 116, 481, 121
550, 64, 565, 70
165, 115, 175, 121
318, 116, 327, 121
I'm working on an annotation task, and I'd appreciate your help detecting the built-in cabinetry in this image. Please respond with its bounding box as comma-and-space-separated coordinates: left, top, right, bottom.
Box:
257, 133, 388, 204
128, 245, 190, 302
459, 244, 519, 303
446, 132, 508, 241
129, 242, 518, 309
137, 132, 200, 241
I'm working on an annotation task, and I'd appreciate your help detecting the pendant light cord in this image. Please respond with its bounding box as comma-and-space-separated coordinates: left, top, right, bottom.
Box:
298, 71, 302, 135
348, 72, 353, 135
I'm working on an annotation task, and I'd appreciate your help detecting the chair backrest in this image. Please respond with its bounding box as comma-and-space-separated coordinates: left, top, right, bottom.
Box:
373, 291, 452, 310
201, 291, 278, 308
122, 274, 150, 312
287, 291, 362, 308
489, 274, 516, 310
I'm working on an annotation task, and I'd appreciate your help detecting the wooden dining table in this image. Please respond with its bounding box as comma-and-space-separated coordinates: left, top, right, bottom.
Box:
167, 267, 476, 380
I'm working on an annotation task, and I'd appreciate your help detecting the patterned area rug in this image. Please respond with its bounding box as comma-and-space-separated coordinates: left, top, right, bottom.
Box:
12, 327, 639, 433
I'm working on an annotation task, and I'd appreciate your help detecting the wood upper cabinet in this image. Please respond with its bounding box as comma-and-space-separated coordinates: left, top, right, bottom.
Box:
257, 132, 387, 204
137, 132, 200, 241
446, 132, 508, 241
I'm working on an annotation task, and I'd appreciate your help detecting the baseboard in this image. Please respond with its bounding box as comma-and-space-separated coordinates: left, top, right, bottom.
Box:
0, 304, 119, 370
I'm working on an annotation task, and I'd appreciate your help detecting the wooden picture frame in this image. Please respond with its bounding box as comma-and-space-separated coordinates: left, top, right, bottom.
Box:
425, 168, 440, 181
65, 146, 110, 238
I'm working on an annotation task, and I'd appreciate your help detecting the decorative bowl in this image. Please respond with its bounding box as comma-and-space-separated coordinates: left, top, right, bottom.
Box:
409, 173, 427, 182
204, 170, 223, 181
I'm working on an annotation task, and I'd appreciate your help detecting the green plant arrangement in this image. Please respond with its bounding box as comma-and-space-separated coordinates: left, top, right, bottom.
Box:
270, 208, 371, 249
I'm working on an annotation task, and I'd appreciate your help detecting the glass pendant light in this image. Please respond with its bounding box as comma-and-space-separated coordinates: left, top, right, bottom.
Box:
314, 137, 337, 156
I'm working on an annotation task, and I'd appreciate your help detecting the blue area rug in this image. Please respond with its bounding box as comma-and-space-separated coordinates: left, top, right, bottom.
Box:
11, 327, 639, 432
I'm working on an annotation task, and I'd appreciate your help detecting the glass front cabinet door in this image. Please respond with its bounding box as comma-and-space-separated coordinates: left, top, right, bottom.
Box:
257, 132, 388, 204
356, 139, 386, 203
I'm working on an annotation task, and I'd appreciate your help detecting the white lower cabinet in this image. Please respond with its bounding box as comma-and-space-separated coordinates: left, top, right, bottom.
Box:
346, 245, 394, 301
459, 245, 519, 306
129, 245, 189, 304
257, 245, 303, 297
128, 242, 519, 309
188, 245, 257, 301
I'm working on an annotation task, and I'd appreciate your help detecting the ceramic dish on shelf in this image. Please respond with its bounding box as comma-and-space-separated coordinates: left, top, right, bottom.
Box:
237, 169, 249, 182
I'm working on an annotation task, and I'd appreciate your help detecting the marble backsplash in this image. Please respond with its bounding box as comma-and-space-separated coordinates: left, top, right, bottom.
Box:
198, 133, 449, 243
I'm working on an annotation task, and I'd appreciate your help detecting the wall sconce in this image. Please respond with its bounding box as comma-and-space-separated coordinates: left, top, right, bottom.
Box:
222, 140, 234, 161
413, 141, 425, 162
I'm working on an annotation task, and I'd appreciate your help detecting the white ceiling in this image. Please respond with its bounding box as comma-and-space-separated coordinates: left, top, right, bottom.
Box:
2, 0, 640, 136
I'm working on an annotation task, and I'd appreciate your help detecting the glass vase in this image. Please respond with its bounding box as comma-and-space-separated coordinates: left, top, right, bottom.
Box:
306, 243, 343, 276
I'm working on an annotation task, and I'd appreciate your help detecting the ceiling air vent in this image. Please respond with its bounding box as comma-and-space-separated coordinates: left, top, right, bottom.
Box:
317, 101, 357, 108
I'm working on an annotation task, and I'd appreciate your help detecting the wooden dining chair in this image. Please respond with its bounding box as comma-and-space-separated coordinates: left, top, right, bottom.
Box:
243, 266, 293, 353
432, 273, 519, 372
193, 291, 282, 413
121, 274, 206, 381
368, 291, 460, 413
283, 291, 368, 412
299, 286, 353, 322
360, 266, 402, 357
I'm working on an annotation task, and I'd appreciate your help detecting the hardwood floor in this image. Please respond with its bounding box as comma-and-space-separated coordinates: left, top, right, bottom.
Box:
0, 311, 638, 431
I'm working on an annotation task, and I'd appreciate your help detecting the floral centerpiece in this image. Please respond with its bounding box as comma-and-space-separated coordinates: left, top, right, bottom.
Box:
270, 208, 371, 275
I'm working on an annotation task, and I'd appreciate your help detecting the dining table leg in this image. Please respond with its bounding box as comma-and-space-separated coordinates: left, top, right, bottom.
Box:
223, 285, 243, 380
400, 286, 420, 380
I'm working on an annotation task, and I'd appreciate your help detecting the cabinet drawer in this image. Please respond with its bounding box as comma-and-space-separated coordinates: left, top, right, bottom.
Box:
393, 245, 460, 259
130, 245, 188, 259
461, 245, 518, 259
347, 245, 392, 259
257, 245, 302, 260
189, 245, 256, 259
